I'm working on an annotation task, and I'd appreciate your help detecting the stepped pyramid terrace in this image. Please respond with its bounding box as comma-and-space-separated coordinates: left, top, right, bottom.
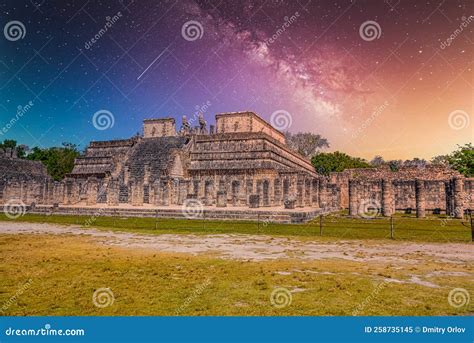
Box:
0, 111, 472, 223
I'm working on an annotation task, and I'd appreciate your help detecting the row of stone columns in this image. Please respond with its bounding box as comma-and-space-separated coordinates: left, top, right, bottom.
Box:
348, 178, 466, 218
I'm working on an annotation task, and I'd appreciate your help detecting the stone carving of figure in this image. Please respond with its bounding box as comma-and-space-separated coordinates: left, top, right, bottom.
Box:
198, 113, 207, 134
180, 115, 191, 135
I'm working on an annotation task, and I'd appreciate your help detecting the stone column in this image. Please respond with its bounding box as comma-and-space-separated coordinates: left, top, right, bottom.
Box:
306, 178, 313, 207
348, 180, 358, 216
152, 180, 161, 205
453, 177, 465, 219
312, 179, 320, 208
290, 175, 298, 199
415, 179, 426, 218
197, 180, 205, 202
246, 178, 253, 206
216, 191, 227, 207
130, 181, 143, 206
445, 181, 454, 216
273, 178, 281, 206
162, 179, 170, 206
107, 179, 119, 206
381, 179, 394, 217
86, 177, 98, 206
318, 178, 327, 210
269, 177, 275, 206
256, 180, 263, 206
296, 175, 304, 208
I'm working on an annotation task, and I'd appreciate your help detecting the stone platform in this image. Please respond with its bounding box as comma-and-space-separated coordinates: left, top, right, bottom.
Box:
26, 204, 332, 224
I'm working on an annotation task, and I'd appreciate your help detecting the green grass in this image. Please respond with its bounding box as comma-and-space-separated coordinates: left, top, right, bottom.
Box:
1, 234, 472, 316
0, 212, 471, 243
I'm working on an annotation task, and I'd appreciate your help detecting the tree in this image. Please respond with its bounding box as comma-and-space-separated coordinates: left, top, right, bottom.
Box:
27, 143, 80, 181
387, 159, 402, 172
444, 143, 474, 177
311, 151, 371, 175
370, 155, 385, 167
284, 132, 329, 159
431, 154, 449, 166
0, 139, 17, 149
403, 158, 428, 168
0, 139, 27, 157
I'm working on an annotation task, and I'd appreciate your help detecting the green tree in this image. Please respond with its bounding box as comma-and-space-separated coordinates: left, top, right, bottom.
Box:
311, 151, 371, 175
443, 143, 474, 177
27, 143, 80, 181
0, 139, 17, 149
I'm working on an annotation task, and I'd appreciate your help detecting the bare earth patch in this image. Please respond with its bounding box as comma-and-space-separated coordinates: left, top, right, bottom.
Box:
1, 221, 472, 265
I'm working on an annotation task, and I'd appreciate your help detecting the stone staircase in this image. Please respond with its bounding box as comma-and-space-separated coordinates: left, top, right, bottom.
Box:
26, 205, 325, 223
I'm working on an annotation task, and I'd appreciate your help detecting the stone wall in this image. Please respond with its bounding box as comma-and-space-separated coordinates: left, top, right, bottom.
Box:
143, 118, 176, 138
215, 111, 286, 144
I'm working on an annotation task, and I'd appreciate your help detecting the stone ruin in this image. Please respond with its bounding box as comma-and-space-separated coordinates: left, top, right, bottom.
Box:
0, 111, 472, 222
331, 165, 473, 219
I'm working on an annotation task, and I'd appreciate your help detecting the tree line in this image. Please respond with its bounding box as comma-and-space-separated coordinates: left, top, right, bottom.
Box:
284, 132, 473, 177
0, 140, 80, 181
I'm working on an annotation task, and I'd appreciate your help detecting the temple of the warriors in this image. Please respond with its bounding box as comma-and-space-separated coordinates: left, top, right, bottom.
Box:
0, 111, 472, 222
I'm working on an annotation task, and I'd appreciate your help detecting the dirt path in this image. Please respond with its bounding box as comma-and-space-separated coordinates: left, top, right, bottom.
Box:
0, 221, 472, 264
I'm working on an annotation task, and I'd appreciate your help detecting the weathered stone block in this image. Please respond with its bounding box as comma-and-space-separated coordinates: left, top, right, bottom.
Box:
216, 191, 227, 207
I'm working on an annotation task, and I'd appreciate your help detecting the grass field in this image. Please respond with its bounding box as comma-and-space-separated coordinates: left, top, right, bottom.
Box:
0, 212, 472, 242
0, 233, 472, 316
1, 213, 472, 316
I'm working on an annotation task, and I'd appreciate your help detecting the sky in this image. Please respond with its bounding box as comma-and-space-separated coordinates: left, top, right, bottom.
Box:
0, 0, 472, 160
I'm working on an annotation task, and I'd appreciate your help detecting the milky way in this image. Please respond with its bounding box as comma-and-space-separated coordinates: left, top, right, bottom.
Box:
0, 0, 472, 159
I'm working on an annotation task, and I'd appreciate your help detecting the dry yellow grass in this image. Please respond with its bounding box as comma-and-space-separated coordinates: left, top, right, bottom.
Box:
1, 233, 472, 316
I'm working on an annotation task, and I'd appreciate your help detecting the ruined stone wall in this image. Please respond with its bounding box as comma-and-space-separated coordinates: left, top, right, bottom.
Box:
0, 157, 53, 205
215, 112, 285, 144
143, 118, 176, 138
464, 179, 474, 210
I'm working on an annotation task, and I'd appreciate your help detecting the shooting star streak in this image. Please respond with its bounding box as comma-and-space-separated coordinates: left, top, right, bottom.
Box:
137, 48, 168, 80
